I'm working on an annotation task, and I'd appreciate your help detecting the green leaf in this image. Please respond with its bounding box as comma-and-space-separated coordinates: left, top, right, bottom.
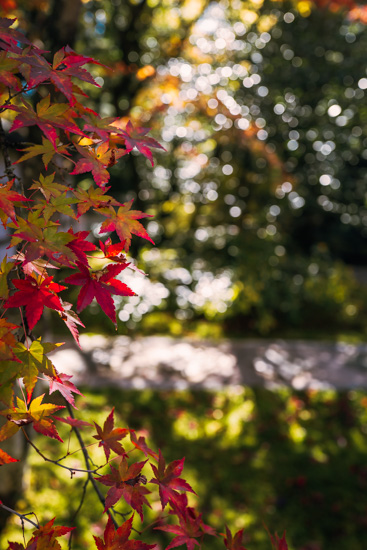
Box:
0, 255, 14, 300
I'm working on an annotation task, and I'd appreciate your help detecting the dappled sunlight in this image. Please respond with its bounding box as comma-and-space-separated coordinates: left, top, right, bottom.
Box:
6, 387, 367, 549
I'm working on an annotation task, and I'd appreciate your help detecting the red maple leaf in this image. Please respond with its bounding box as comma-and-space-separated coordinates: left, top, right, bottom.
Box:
6, 95, 84, 149
222, 526, 248, 550
4, 274, 65, 330
19, 46, 103, 105
57, 299, 85, 348
64, 261, 135, 325
97, 457, 151, 520
66, 228, 97, 266
0, 447, 19, 465
98, 200, 154, 251
150, 450, 195, 509
130, 431, 158, 461
99, 238, 127, 261
94, 514, 155, 550
82, 113, 120, 142
70, 143, 128, 187
156, 494, 216, 550
27, 518, 74, 549
93, 407, 130, 461
0, 179, 30, 227
266, 529, 288, 550
53, 416, 93, 429
0, 17, 33, 50
116, 120, 165, 166
42, 372, 83, 409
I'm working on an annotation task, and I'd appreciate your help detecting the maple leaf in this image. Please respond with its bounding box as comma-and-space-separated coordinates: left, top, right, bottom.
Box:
222, 526, 248, 550
98, 200, 154, 251
11, 339, 60, 401
11, 252, 59, 278
93, 407, 130, 460
114, 120, 165, 166
33, 191, 78, 222
97, 457, 151, 520
64, 261, 135, 325
70, 143, 128, 187
7, 543, 26, 550
0, 447, 19, 465
42, 372, 83, 409
9, 214, 76, 265
0, 394, 65, 442
0, 318, 19, 363
99, 238, 127, 262
53, 416, 93, 429
130, 431, 158, 461
29, 173, 69, 201
66, 228, 97, 266
6, 95, 84, 150
266, 529, 288, 550
82, 113, 120, 142
150, 450, 195, 509
0, 256, 14, 300
73, 184, 121, 217
93, 514, 155, 550
0, 179, 30, 227
0, 360, 19, 406
14, 138, 71, 169
19, 46, 102, 105
4, 274, 66, 330
57, 300, 85, 348
0, 51, 22, 92
0, 17, 33, 50
155, 494, 216, 550
28, 518, 74, 550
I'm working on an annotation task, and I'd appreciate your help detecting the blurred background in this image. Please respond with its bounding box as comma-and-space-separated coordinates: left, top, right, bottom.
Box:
2, 0, 367, 549
3, 0, 367, 339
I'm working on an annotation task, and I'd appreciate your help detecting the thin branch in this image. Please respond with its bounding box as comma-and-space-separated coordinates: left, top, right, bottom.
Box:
64, 401, 119, 528
0, 502, 39, 529
21, 428, 103, 476
68, 477, 90, 550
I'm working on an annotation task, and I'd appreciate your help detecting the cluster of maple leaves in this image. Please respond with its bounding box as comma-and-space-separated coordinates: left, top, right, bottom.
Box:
0, 16, 288, 550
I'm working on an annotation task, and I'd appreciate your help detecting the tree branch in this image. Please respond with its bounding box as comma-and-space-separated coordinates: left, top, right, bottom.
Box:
64, 401, 119, 528
0, 502, 39, 529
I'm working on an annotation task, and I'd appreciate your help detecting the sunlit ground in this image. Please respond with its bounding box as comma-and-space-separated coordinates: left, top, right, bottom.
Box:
3, 388, 367, 550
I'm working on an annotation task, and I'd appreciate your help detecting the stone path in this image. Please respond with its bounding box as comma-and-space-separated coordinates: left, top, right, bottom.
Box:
49, 335, 367, 390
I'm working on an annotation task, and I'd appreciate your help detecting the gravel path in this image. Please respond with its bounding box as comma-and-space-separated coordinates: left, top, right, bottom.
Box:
49, 335, 367, 390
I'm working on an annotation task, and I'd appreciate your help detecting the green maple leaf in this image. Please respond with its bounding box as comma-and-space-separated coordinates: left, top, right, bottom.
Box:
33, 192, 78, 221
30, 173, 69, 201
0, 255, 14, 299
9, 213, 76, 265
12, 339, 61, 401
14, 137, 71, 169
0, 362, 18, 406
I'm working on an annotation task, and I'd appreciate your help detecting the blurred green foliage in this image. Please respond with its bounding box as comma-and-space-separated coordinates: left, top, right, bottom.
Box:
3, 387, 367, 550
7, 0, 367, 337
